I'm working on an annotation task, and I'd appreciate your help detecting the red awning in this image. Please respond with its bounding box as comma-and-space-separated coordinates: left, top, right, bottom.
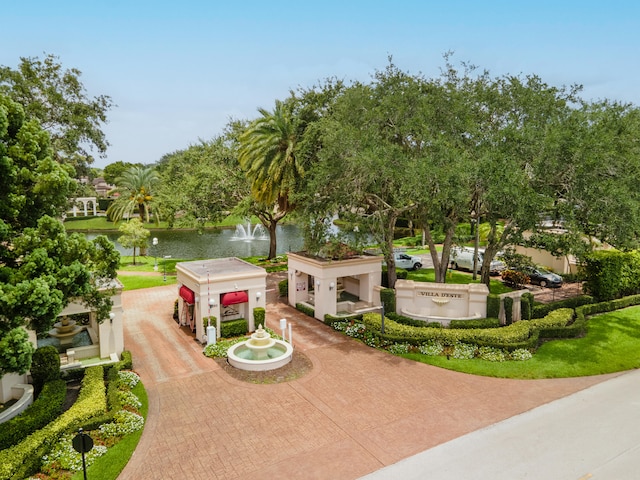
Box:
221, 291, 248, 306
179, 285, 195, 305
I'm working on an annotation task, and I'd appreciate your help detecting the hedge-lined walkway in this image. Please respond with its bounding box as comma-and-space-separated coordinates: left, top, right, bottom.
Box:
118, 284, 615, 480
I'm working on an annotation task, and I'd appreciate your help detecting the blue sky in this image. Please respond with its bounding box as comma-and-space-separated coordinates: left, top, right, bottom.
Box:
2, 1, 639, 168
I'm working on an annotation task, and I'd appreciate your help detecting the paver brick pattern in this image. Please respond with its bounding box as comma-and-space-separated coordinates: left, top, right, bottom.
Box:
118, 283, 611, 480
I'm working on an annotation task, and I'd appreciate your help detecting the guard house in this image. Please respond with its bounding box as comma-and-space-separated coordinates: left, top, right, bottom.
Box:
176, 258, 267, 343
287, 251, 383, 321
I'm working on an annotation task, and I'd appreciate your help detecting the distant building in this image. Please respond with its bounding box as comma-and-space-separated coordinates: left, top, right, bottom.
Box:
92, 177, 114, 197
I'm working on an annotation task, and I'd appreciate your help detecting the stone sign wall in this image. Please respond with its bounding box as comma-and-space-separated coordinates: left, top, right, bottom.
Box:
395, 280, 489, 326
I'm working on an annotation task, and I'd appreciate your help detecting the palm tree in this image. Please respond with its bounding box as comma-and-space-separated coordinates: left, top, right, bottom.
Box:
106, 166, 160, 224
238, 99, 305, 258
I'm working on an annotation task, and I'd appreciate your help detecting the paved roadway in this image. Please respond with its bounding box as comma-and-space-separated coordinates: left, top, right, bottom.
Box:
362, 368, 640, 480
117, 283, 631, 480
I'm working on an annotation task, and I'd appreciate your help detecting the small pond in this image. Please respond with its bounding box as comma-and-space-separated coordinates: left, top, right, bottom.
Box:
85, 224, 304, 259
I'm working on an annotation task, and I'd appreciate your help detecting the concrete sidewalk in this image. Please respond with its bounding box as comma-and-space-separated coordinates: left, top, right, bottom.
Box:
117, 284, 620, 480
362, 368, 640, 480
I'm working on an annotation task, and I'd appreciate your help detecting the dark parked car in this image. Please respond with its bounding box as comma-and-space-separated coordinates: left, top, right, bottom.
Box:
524, 266, 563, 288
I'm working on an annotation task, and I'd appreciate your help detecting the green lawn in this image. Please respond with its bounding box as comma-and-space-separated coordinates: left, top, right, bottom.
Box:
403, 305, 640, 378
71, 382, 149, 480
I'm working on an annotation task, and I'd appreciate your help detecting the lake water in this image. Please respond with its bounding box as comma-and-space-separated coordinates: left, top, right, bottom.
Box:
85, 223, 304, 259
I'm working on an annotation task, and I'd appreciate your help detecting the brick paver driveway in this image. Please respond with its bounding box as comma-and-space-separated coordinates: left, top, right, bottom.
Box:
118, 284, 612, 480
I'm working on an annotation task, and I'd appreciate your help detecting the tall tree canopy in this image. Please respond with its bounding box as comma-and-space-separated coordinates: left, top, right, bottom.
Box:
106, 165, 160, 224
237, 98, 309, 258
155, 137, 248, 229
0, 53, 114, 174
0, 93, 119, 376
298, 57, 640, 286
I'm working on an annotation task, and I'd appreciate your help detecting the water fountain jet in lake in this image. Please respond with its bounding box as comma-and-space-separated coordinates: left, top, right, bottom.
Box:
230, 221, 268, 242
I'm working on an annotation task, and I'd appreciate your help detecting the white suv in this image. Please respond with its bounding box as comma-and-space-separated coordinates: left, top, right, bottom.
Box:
393, 252, 423, 270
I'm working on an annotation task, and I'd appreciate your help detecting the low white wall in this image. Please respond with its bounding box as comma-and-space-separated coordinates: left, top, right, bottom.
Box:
395, 281, 489, 323
0, 383, 33, 424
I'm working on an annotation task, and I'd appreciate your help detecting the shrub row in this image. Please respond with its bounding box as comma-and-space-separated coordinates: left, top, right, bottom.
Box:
84, 351, 134, 431
0, 380, 66, 450
529, 308, 574, 329
222, 318, 248, 338
577, 293, 640, 317
532, 295, 595, 319
582, 250, 640, 300
324, 312, 363, 325
0, 366, 107, 480
361, 313, 537, 351
296, 303, 315, 318
202, 317, 248, 337
449, 318, 501, 329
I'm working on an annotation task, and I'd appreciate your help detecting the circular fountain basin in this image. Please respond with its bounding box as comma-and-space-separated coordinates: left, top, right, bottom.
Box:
227, 339, 293, 372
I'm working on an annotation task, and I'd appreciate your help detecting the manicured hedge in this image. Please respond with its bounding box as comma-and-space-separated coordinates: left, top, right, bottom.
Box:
380, 288, 396, 315
30, 346, 61, 395
296, 303, 315, 318
324, 313, 363, 325
520, 292, 535, 320
0, 366, 107, 480
449, 318, 501, 329
361, 312, 537, 351
221, 319, 248, 338
253, 307, 266, 328
487, 294, 501, 319
0, 380, 66, 450
278, 279, 288, 297
532, 295, 595, 319
582, 250, 640, 300
504, 296, 514, 325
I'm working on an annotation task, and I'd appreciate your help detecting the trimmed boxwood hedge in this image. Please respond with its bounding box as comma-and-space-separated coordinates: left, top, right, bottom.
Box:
324, 313, 363, 325
221, 318, 248, 338
449, 318, 501, 329
0, 380, 66, 450
487, 294, 501, 319
532, 295, 595, 318
380, 288, 396, 315
296, 303, 315, 318
253, 307, 266, 328
361, 312, 538, 351
520, 292, 535, 321
0, 366, 107, 480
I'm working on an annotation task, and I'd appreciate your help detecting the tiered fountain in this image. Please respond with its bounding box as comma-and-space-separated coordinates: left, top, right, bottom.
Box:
226, 324, 293, 371
48, 316, 84, 346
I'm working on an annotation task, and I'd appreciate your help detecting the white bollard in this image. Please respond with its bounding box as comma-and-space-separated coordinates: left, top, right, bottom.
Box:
206, 326, 217, 346
279, 318, 287, 342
